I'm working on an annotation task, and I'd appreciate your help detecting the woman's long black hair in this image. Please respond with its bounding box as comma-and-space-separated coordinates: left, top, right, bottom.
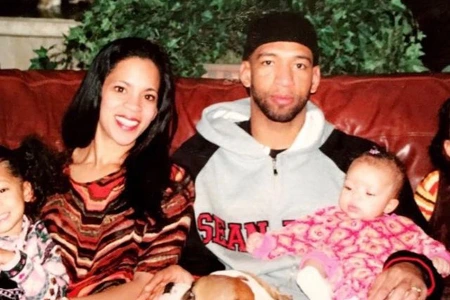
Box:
0, 137, 67, 222
61, 37, 178, 220
429, 98, 450, 173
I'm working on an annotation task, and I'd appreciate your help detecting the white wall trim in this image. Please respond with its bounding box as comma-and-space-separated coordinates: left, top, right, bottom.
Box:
0, 17, 78, 69
0, 17, 78, 37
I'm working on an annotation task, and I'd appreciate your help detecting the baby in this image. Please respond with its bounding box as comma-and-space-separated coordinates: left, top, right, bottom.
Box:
247, 149, 450, 300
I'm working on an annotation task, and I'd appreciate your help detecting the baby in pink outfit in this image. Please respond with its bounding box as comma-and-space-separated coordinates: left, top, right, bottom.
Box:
247, 150, 450, 300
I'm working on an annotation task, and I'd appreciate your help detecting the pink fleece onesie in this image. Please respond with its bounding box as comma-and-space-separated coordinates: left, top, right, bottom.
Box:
247, 206, 450, 300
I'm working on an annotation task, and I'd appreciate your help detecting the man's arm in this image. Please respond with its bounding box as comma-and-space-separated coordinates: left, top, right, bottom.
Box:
368, 251, 444, 300
395, 180, 429, 232
384, 181, 444, 298
172, 133, 225, 275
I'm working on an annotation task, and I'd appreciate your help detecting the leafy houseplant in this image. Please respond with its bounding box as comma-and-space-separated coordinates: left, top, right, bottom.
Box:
304, 0, 427, 74
30, 0, 427, 77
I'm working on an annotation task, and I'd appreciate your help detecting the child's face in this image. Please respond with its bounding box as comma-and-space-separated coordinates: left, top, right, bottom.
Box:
0, 163, 32, 236
338, 161, 398, 220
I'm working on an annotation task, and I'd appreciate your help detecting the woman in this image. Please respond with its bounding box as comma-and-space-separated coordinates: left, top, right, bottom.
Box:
415, 98, 450, 247
414, 97, 450, 297
41, 37, 194, 299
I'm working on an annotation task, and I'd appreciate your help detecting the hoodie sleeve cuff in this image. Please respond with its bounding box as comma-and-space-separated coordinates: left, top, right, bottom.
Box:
384, 250, 443, 298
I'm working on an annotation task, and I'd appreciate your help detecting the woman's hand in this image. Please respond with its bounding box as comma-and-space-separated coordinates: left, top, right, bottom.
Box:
368, 262, 427, 300
137, 265, 193, 300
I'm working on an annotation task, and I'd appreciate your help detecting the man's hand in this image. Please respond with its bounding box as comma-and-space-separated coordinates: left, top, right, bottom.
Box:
368, 262, 427, 300
137, 265, 193, 300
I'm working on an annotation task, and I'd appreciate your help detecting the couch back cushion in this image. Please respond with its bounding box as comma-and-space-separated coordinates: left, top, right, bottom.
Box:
0, 70, 82, 150
1, 70, 450, 188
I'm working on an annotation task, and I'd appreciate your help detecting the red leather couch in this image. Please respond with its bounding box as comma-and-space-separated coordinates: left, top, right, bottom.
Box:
1, 70, 450, 191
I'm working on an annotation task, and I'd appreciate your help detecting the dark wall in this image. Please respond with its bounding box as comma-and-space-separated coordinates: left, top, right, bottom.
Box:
0, 0, 89, 20
403, 0, 450, 72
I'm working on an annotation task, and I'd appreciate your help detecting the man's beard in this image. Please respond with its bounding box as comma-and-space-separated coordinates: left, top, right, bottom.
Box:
252, 90, 308, 123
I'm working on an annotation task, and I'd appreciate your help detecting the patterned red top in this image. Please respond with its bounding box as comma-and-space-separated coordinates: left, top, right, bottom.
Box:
414, 170, 439, 220
41, 164, 194, 297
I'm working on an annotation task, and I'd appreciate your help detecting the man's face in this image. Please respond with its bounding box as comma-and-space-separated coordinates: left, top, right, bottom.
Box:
240, 41, 320, 123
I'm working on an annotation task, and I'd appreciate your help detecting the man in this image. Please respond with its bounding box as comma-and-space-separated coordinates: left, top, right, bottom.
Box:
173, 11, 441, 299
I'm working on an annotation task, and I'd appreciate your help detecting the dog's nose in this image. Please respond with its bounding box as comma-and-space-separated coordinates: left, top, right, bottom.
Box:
163, 282, 175, 294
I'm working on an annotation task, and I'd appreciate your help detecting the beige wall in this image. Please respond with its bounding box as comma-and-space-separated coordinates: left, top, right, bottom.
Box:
0, 17, 240, 79
202, 63, 240, 80
0, 17, 78, 70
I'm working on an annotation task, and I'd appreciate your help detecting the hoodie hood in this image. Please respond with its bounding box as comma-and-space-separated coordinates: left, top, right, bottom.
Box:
196, 97, 332, 157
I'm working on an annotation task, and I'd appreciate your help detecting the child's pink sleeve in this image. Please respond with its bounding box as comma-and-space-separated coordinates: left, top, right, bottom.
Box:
2, 221, 69, 299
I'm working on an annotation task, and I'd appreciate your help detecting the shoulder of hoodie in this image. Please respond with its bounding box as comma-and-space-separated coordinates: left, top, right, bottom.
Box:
171, 99, 250, 178
173, 97, 378, 177
320, 129, 380, 173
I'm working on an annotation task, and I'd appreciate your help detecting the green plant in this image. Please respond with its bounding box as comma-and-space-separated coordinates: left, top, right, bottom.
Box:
29, 46, 58, 70
30, 0, 427, 76
299, 0, 427, 74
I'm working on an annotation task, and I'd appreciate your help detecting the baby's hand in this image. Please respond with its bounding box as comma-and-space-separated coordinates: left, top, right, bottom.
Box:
246, 232, 265, 253
0, 249, 15, 266
431, 257, 450, 276
246, 232, 277, 259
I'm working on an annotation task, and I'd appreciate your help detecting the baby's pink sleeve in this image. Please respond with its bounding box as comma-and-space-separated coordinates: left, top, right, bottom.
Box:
401, 217, 450, 277
246, 208, 334, 260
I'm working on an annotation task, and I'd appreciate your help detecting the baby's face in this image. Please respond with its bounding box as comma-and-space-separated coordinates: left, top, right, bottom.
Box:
339, 161, 397, 220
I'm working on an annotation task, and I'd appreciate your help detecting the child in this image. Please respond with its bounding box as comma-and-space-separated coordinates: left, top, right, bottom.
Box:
415, 97, 450, 250
247, 149, 450, 300
0, 137, 69, 299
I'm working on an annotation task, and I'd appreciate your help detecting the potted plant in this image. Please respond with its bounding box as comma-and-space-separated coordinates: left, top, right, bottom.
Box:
30, 0, 427, 77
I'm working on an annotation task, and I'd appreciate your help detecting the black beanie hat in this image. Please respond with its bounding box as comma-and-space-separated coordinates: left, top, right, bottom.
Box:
242, 11, 320, 65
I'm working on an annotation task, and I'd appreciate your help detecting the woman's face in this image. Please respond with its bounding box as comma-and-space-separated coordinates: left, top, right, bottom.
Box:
444, 140, 450, 159
96, 57, 160, 149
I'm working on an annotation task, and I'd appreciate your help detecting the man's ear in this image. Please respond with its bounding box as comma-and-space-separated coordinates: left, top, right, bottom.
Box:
239, 61, 251, 88
383, 198, 399, 214
22, 181, 34, 203
310, 66, 321, 94
443, 140, 450, 159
